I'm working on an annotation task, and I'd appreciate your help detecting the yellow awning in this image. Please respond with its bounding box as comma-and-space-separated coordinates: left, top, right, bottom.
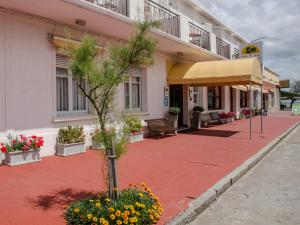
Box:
168, 58, 262, 86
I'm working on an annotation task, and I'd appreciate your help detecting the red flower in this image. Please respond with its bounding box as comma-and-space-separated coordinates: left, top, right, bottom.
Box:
32, 135, 37, 140
1, 146, 7, 153
12, 139, 17, 144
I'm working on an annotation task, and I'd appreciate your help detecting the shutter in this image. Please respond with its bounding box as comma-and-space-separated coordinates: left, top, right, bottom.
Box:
56, 54, 70, 68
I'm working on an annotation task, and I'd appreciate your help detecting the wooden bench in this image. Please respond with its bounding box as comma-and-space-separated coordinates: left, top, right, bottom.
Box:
201, 113, 227, 128
146, 118, 176, 137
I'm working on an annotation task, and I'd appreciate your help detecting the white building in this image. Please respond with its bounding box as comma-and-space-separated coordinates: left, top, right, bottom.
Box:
0, 0, 280, 157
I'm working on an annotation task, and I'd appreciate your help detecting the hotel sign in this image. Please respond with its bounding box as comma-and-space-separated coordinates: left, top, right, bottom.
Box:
240, 41, 263, 63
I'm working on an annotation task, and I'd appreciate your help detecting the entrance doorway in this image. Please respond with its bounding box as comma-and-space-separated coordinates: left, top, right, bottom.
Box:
169, 84, 184, 127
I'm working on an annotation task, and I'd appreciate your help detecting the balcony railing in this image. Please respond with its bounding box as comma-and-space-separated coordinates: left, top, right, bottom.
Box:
232, 48, 240, 59
216, 37, 230, 59
144, 0, 180, 38
85, 0, 128, 17
189, 22, 210, 51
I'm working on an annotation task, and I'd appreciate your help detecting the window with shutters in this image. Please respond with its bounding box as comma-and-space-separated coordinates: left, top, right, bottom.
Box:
208, 86, 222, 110
56, 54, 88, 114
124, 68, 142, 111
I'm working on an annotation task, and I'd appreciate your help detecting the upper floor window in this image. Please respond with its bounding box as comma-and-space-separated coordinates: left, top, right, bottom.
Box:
240, 90, 248, 108
124, 68, 142, 111
56, 55, 87, 114
208, 86, 222, 110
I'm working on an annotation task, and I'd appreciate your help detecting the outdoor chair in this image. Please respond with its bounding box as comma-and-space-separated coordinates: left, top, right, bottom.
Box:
200, 113, 226, 128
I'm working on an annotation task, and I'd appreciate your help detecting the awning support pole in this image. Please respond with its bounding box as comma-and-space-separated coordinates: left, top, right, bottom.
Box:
249, 81, 252, 140
261, 84, 263, 133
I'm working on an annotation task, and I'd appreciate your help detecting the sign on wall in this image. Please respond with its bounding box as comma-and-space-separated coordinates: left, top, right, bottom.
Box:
240, 41, 263, 63
280, 80, 290, 88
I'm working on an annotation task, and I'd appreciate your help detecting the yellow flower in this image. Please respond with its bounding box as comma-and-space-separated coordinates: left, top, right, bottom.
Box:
89, 199, 94, 203
108, 207, 115, 212
135, 202, 140, 207
93, 216, 98, 222
129, 218, 135, 223
110, 214, 116, 220
150, 215, 154, 220
73, 208, 80, 213
116, 220, 122, 225
103, 221, 109, 225
95, 202, 101, 208
105, 198, 111, 203
152, 205, 157, 210
123, 221, 128, 224
135, 212, 140, 216
141, 182, 147, 187
140, 204, 145, 208
87, 214, 93, 219
115, 210, 121, 216
99, 218, 105, 223
138, 193, 144, 198
125, 211, 130, 216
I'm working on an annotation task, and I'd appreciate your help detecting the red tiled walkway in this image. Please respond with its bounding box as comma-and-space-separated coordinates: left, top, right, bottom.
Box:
0, 112, 299, 225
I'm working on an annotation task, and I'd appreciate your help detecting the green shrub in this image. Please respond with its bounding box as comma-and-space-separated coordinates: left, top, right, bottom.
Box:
57, 126, 85, 144
192, 106, 205, 113
65, 183, 163, 225
169, 107, 180, 115
124, 117, 143, 134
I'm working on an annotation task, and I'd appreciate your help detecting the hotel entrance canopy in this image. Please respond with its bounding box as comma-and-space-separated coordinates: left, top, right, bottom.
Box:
168, 57, 263, 140
168, 58, 262, 86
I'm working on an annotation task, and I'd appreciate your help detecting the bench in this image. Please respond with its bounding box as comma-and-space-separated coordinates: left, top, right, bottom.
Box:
146, 118, 176, 137
201, 113, 227, 128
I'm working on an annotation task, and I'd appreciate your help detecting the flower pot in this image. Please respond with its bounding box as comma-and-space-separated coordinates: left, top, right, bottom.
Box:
4, 149, 41, 166
127, 132, 144, 143
169, 115, 178, 129
56, 142, 86, 156
191, 112, 201, 130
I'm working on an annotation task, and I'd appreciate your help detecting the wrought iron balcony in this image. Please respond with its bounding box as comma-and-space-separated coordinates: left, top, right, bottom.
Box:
144, 0, 180, 38
189, 22, 210, 51
85, 0, 128, 17
232, 48, 240, 59
216, 37, 230, 59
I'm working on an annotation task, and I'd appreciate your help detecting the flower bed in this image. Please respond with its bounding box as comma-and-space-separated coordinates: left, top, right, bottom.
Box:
1, 134, 44, 166
65, 183, 163, 225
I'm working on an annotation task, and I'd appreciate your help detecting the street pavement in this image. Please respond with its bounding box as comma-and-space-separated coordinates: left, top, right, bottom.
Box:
189, 124, 300, 225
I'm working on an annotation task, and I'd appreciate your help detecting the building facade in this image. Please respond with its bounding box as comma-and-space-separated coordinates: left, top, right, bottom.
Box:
0, 0, 280, 157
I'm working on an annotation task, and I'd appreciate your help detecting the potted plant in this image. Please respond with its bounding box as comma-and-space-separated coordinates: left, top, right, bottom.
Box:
168, 107, 180, 129
227, 112, 236, 122
124, 117, 144, 143
191, 105, 205, 130
56, 126, 86, 156
0, 134, 44, 166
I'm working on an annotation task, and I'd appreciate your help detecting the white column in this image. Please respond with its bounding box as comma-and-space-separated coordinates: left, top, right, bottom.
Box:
179, 14, 190, 43
210, 33, 217, 54
129, 0, 145, 20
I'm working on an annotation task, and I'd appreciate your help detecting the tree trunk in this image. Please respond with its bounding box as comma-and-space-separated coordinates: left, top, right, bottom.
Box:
107, 143, 118, 200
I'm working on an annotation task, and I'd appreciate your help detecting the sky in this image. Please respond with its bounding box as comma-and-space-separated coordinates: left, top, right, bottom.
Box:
197, 0, 300, 80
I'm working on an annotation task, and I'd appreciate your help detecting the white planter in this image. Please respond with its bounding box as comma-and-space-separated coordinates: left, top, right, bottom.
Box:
56, 142, 86, 156
127, 132, 144, 143
4, 149, 41, 166
169, 115, 178, 129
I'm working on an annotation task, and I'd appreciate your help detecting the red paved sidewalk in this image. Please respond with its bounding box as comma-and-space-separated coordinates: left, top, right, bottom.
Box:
0, 112, 299, 225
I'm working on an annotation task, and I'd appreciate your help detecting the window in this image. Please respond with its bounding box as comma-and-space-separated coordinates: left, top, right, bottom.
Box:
193, 87, 200, 105
208, 86, 222, 110
124, 68, 142, 111
56, 55, 87, 114
240, 90, 248, 108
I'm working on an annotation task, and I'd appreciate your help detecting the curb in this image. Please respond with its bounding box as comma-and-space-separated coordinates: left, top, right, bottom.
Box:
166, 121, 300, 225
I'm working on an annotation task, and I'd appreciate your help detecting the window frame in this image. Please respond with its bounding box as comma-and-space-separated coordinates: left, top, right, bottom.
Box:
55, 64, 88, 116
207, 86, 222, 110
124, 69, 142, 112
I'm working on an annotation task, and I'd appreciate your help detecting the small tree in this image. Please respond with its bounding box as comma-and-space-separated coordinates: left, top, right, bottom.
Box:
69, 21, 158, 200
